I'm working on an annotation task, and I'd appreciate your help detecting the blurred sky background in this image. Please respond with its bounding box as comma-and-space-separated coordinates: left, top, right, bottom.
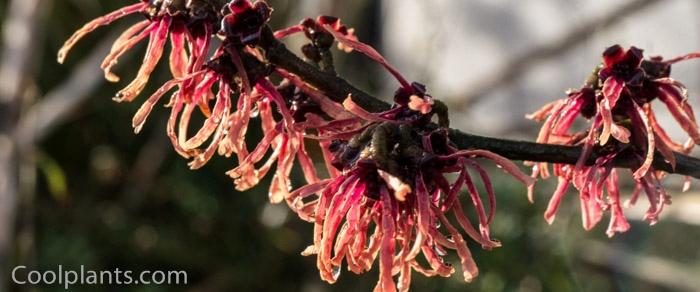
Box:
1, 0, 699, 291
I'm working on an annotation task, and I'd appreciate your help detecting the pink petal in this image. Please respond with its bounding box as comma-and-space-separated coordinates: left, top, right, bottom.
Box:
256, 79, 296, 128
574, 116, 601, 188
114, 16, 172, 102
321, 24, 412, 90
277, 69, 354, 120
526, 100, 559, 122
166, 91, 191, 158
580, 189, 603, 230
631, 102, 655, 179
101, 21, 153, 82
453, 200, 500, 249
663, 52, 700, 64
442, 166, 468, 212
296, 133, 320, 184
168, 24, 188, 79
544, 177, 570, 224
443, 150, 535, 187
658, 85, 700, 144
378, 170, 411, 201
436, 212, 478, 283
182, 77, 228, 150
273, 25, 304, 39
132, 78, 181, 133
460, 163, 490, 242
414, 173, 433, 240
374, 187, 397, 292
269, 140, 294, 203
532, 100, 566, 143
342, 95, 395, 123
465, 160, 496, 224
605, 170, 631, 237
647, 107, 686, 152
319, 176, 362, 282
57, 2, 148, 63
188, 82, 232, 169
602, 76, 624, 109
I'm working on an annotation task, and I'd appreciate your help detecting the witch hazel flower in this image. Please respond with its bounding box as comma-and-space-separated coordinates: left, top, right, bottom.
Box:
270, 24, 534, 289
225, 78, 327, 203
60, 0, 315, 202
276, 41, 533, 287
527, 44, 700, 236
288, 117, 533, 291
169, 1, 322, 203
58, 0, 220, 102
57, 0, 258, 173
131, 47, 242, 167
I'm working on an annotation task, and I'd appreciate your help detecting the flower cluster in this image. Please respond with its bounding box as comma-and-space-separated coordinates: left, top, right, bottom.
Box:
59, 1, 535, 289
59, 1, 700, 291
528, 45, 700, 236
289, 122, 533, 291
272, 15, 533, 290
58, 0, 314, 201
58, 0, 221, 102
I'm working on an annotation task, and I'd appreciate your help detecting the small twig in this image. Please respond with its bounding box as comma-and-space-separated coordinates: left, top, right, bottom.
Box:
259, 26, 700, 179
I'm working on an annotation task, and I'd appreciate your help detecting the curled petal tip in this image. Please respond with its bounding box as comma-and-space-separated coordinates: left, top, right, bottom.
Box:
544, 213, 556, 225
599, 132, 610, 146
301, 245, 318, 256
527, 185, 536, 203
623, 200, 633, 208
105, 72, 120, 83
269, 195, 284, 204
682, 179, 691, 192
112, 92, 127, 102
133, 125, 143, 134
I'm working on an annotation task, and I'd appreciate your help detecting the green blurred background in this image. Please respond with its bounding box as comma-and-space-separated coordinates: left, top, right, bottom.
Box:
1, 0, 699, 291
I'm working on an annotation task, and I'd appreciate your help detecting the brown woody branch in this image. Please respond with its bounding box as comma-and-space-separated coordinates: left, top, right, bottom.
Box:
258, 27, 700, 180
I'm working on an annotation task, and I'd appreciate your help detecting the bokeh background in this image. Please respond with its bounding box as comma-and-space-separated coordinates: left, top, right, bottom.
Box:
1, 0, 700, 291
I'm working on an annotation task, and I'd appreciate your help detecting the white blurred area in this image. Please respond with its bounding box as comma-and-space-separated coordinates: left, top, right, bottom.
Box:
381, 0, 700, 140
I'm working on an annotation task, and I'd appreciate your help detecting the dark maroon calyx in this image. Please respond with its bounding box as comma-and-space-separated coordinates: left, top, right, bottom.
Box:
574, 87, 597, 119
599, 45, 645, 87
300, 18, 334, 49
143, 0, 219, 27
220, 0, 272, 45
641, 56, 671, 79
206, 54, 237, 79
290, 91, 322, 122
